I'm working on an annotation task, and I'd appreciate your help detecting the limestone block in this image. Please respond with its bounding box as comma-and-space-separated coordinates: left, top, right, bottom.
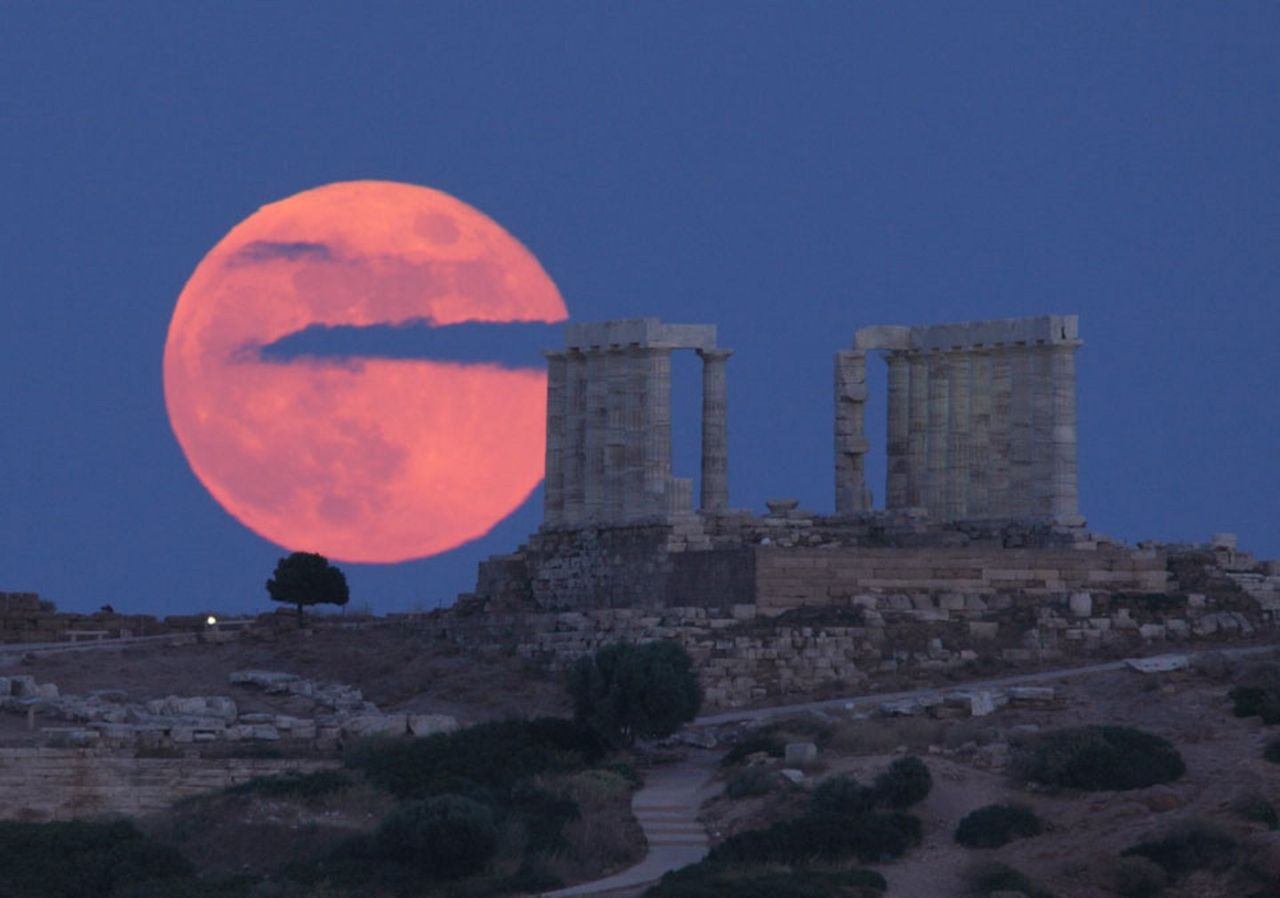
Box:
1068, 592, 1092, 618
784, 742, 818, 765
340, 714, 408, 738
408, 714, 459, 737
7, 676, 36, 698
230, 670, 300, 692
1007, 687, 1055, 703
1125, 655, 1189, 673
32, 683, 58, 700
1138, 624, 1167, 640
226, 724, 280, 741
968, 622, 999, 641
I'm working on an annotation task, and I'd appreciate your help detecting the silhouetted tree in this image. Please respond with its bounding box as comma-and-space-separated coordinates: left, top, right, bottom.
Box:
568, 640, 702, 747
266, 552, 349, 621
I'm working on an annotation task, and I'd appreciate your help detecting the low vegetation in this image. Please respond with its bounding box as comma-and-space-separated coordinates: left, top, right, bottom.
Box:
0, 820, 212, 898
1119, 819, 1239, 882
954, 803, 1043, 849
658, 756, 932, 897
1014, 725, 1185, 791
646, 865, 886, 898
965, 860, 1056, 898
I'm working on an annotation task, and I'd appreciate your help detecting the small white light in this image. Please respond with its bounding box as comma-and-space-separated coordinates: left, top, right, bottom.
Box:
206, 615, 218, 626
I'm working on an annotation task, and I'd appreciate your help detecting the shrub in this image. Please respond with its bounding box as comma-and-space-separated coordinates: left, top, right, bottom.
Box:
1016, 725, 1185, 791
954, 803, 1042, 848
373, 794, 498, 879
710, 811, 920, 866
568, 641, 702, 746
1265, 738, 1280, 764
645, 862, 886, 898
1233, 793, 1280, 830
871, 756, 932, 808
966, 861, 1055, 898
346, 716, 603, 799
810, 775, 875, 816
720, 733, 786, 767
0, 820, 193, 898
725, 767, 777, 799
1121, 819, 1238, 880
1113, 856, 1167, 898
226, 769, 351, 800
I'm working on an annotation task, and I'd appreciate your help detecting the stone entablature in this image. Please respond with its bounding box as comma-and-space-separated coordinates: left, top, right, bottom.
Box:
840, 314, 1082, 523
544, 318, 731, 526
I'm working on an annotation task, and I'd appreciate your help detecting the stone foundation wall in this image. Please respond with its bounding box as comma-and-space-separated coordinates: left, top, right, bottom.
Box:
755, 545, 1170, 608
0, 749, 337, 820
429, 555, 1276, 710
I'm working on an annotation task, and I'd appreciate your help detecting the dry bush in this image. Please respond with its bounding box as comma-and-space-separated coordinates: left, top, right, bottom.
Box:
538, 768, 644, 883
825, 717, 947, 756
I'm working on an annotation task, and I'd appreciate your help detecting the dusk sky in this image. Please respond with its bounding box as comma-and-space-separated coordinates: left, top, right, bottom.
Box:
2, 3, 1277, 618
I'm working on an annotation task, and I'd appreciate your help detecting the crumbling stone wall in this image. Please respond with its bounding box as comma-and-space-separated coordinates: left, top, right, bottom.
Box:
431, 547, 1279, 711
0, 593, 176, 643
0, 748, 336, 820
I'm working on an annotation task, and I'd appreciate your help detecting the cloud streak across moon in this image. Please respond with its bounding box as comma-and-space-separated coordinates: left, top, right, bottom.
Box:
163, 181, 567, 563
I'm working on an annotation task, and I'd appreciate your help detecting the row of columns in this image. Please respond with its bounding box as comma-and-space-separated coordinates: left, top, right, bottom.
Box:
870, 343, 1079, 521
544, 344, 731, 526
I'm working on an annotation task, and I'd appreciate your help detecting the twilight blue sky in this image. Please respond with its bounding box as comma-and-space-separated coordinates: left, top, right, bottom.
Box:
2, 3, 1277, 617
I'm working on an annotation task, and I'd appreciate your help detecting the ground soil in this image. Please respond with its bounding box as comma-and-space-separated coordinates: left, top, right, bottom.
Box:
702, 658, 1280, 898
0, 622, 569, 745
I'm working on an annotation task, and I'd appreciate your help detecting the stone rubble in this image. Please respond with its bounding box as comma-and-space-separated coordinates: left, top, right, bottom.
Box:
0, 669, 457, 750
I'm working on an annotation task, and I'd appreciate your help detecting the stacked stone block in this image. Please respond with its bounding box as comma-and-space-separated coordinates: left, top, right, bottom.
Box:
543, 319, 731, 526
844, 315, 1082, 523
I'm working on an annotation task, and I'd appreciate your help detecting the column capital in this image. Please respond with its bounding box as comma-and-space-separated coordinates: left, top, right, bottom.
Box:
696, 347, 734, 362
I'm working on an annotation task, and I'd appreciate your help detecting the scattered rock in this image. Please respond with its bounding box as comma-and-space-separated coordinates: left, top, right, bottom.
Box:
779, 768, 805, 784
1125, 655, 1190, 674
784, 742, 818, 765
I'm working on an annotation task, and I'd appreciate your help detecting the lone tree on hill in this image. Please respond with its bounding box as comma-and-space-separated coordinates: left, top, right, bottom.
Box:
266, 552, 349, 621
568, 640, 702, 747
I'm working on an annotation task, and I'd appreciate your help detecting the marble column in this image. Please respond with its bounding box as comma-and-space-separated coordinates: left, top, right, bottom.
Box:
643, 347, 673, 515
1007, 345, 1034, 518
1048, 342, 1080, 519
542, 350, 567, 525
967, 350, 993, 518
834, 350, 869, 514
988, 347, 1013, 518
925, 352, 950, 518
906, 354, 929, 508
1029, 346, 1055, 517
563, 350, 587, 524
622, 348, 647, 516
946, 351, 971, 520
698, 348, 732, 512
582, 350, 608, 522
885, 352, 911, 509
603, 349, 627, 521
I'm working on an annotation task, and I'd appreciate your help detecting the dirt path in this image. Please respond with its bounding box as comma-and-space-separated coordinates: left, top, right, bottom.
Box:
694, 642, 1280, 727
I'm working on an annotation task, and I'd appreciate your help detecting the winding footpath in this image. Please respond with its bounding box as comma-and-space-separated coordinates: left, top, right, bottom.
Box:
534, 641, 1279, 897
536, 756, 713, 898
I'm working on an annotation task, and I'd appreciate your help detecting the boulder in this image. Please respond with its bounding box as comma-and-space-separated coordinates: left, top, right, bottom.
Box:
230, 670, 300, 692
784, 742, 818, 765
1125, 655, 1190, 674
340, 713, 408, 737
408, 714, 458, 737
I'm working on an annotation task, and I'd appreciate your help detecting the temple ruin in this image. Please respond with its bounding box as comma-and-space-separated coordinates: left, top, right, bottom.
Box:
837, 315, 1082, 522
542, 318, 731, 526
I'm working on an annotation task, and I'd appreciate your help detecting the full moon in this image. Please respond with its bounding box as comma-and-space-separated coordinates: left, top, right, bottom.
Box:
163, 181, 567, 563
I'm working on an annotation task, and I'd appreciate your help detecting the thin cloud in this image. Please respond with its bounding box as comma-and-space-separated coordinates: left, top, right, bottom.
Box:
250, 319, 562, 370
231, 240, 335, 265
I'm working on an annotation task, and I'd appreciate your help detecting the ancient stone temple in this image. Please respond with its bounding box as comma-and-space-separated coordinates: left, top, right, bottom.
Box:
542, 318, 732, 526
837, 315, 1081, 522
